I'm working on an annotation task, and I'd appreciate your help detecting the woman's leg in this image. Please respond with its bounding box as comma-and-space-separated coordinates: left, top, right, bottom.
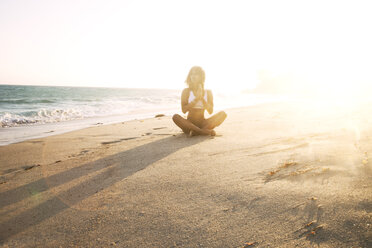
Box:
172, 114, 215, 136
202, 111, 227, 130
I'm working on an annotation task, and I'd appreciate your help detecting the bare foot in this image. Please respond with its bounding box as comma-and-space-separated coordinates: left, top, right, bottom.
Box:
188, 130, 196, 137
201, 129, 215, 136
188, 129, 215, 137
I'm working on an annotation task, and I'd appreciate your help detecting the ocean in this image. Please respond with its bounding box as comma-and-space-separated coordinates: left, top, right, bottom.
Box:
0, 85, 283, 145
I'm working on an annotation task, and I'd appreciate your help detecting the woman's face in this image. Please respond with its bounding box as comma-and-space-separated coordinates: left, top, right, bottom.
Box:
190, 70, 202, 88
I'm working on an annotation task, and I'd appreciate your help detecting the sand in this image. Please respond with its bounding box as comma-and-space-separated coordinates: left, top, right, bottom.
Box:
0, 101, 371, 247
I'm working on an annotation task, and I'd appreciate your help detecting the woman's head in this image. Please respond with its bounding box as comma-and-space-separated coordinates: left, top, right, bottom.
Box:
186, 66, 205, 90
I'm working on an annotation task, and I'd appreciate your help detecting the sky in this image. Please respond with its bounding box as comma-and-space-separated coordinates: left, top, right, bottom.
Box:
0, 0, 372, 93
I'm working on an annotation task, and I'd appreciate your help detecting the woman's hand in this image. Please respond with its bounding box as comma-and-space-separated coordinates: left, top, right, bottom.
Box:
203, 90, 214, 114
195, 85, 203, 100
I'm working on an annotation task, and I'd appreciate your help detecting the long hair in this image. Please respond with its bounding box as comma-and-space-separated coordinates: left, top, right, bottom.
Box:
185, 66, 205, 89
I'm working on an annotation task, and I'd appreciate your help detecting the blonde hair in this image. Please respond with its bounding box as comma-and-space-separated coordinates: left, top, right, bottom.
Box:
185, 66, 205, 89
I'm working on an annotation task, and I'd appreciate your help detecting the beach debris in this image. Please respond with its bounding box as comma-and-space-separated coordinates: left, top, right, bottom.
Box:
23, 164, 40, 171
310, 197, 317, 201
307, 231, 316, 236
268, 161, 299, 177
153, 127, 166, 130
243, 241, 258, 247
102, 140, 120, 145
297, 223, 325, 238
121, 137, 138, 141
1, 167, 28, 175
305, 220, 317, 227
101, 137, 137, 145
362, 159, 368, 165
280, 161, 298, 168
269, 171, 276, 176
80, 150, 89, 155
55, 160, 62, 163
155, 114, 165, 118
306, 225, 324, 237
289, 167, 315, 177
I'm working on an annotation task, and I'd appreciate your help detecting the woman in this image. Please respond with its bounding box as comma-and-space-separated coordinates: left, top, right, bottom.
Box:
173, 66, 227, 136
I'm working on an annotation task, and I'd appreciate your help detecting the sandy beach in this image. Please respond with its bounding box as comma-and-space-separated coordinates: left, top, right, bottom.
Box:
0, 101, 371, 247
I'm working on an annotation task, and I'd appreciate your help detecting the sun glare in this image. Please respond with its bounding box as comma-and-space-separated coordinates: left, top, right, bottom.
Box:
0, 0, 371, 98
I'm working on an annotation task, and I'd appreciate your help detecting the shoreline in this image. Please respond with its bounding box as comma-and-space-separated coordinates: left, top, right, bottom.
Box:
0, 98, 283, 146
0, 107, 179, 146
0, 101, 371, 247
0, 89, 294, 146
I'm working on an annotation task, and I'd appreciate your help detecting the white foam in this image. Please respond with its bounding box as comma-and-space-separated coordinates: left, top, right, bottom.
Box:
0, 107, 178, 146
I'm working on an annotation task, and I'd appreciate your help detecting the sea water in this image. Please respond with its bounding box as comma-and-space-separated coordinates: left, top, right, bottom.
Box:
0, 85, 284, 145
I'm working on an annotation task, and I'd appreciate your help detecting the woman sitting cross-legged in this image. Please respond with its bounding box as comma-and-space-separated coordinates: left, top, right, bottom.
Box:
172, 66, 227, 136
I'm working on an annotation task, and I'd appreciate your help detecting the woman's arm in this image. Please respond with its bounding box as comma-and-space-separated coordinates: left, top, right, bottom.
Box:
202, 90, 214, 114
181, 88, 197, 114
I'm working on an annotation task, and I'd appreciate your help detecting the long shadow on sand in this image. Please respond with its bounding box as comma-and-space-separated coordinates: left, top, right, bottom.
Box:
0, 135, 207, 243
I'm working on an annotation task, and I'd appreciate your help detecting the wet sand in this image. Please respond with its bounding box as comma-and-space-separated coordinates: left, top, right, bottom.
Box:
0, 101, 371, 247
